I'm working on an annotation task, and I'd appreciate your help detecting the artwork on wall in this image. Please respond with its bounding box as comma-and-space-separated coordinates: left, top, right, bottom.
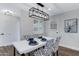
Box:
64, 18, 78, 33
50, 21, 57, 29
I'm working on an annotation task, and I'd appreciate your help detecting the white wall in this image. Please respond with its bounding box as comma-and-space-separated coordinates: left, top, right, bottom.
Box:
0, 3, 46, 42
45, 16, 58, 37
0, 8, 36, 42
0, 14, 20, 43
20, 10, 34, 39
46, 9, 79, 51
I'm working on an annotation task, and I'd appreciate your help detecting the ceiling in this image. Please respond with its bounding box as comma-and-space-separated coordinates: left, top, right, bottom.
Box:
41, 3, 79, 16
0, 3, 79, 16
52, 3, 79, 15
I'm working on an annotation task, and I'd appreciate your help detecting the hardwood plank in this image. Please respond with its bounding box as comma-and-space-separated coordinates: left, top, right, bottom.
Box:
0, 46, 14, 56
58, 46, 79, 56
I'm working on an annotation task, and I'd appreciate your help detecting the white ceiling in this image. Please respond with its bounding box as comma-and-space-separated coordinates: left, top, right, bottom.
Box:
0, 3, 79, 16
54, 3, 79, 15
42, 3, 79, 16
22, 3, 79, 16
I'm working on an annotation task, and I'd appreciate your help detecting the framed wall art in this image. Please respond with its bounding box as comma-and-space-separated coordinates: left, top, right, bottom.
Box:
50, 21, 57, 29
64, 18, 78, 33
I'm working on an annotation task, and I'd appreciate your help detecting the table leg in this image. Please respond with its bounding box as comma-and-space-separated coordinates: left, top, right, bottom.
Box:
14, 47, 15, 56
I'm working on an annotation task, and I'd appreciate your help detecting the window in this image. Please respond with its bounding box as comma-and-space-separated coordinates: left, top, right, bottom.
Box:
33, 19, 44, 34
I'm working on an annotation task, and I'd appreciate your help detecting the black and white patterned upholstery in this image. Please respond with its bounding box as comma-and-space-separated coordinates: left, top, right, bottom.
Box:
33, 36, 61, 56
53, 36, 61, 53
34, 39, 54, 56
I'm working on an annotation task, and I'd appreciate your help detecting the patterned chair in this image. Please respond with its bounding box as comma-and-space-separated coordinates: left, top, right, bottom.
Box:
53, 36, 61, 56
34, 39, 55, 56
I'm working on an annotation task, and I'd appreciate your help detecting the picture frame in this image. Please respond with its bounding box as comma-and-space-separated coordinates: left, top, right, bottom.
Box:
50, 21, 57, 29
64, 18, 78, 33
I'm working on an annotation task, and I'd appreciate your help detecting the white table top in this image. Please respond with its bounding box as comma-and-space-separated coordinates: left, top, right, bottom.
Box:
43, 36, 56, 40
13, 38, 46, 54
13, 36, 56, 54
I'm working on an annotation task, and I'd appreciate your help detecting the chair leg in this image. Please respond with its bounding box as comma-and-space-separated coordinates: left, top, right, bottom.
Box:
52, 52, 55, 56
56, 50, 58, 56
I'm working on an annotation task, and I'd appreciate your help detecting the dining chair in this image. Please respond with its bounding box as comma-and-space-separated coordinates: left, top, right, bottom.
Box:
53, 36, 61, 56
33, 39, 55, 56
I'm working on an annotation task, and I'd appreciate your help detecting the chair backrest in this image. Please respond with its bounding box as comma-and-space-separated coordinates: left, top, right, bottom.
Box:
53, 36, 61, 52
34, 39, 55, 56
45, 39, 54, 49
43, 39, 54, 56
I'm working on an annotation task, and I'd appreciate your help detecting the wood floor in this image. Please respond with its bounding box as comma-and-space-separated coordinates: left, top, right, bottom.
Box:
58, 46, 79, 56
0, 45, 79, 56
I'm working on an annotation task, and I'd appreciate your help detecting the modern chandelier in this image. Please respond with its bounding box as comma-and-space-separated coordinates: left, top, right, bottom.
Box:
29, 3, 49, 21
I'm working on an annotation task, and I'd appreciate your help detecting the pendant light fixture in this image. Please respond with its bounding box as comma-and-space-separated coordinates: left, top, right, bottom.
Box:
29, 3, 49, 21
